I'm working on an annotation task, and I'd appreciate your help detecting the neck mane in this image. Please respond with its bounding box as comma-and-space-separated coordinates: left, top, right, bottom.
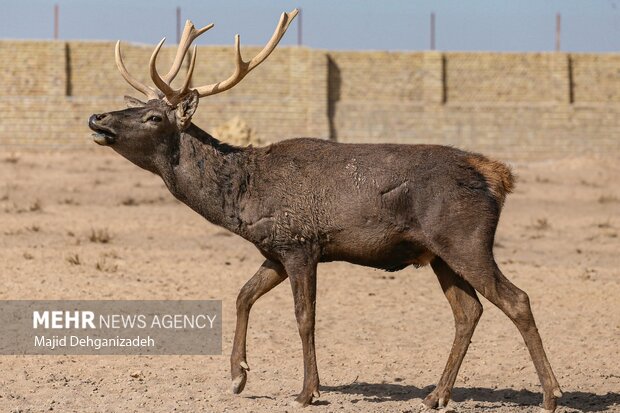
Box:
157, 123, 250, 233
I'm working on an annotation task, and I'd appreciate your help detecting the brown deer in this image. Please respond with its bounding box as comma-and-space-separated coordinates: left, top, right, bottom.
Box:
88, 9, 562, 411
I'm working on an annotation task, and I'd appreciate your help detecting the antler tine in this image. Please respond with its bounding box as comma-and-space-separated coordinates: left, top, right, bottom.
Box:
150, 39, 198, 105
149, 38, 176, 98
181, 45, 198, 93
163, 20, 214, 84
194, 9, 298, 97
115, 41, 161, 100
247, 9, 298, 71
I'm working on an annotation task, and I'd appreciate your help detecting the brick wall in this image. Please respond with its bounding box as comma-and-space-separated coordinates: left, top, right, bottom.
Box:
0, 40, 619, 157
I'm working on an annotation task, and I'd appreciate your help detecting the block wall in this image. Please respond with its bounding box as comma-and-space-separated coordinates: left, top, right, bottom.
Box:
0, 40, 619, 158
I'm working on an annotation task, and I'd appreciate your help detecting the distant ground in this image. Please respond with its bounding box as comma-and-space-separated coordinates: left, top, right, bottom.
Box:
0, 148, 618, 412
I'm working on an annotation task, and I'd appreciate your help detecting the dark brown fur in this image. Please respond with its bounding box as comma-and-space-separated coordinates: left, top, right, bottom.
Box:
88, 93, 561, 411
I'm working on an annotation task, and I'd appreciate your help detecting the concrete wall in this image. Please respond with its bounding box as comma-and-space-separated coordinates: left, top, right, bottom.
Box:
1, 40, 619, 157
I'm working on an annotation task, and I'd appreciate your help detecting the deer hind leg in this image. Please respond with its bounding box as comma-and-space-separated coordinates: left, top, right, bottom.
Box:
439, 249, 562, 412
422, 257, 483, 410
231, 259, 288, 394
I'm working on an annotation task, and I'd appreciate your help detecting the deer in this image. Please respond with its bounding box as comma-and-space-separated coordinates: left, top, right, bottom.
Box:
88, 9, 562, 412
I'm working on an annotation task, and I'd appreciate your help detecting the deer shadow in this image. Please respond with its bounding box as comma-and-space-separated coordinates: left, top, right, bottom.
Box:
320, 382, 620, 412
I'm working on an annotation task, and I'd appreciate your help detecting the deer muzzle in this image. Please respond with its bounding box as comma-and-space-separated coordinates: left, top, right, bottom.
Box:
89, 113, 117, 145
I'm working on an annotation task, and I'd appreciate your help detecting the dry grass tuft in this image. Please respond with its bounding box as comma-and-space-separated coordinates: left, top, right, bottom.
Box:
535, 176, 552, 184
530, 218, 551, 231
60, 198, 80, 206
89, 228, 112, 244
598, 194, 619, 204
66, 253, 81, 266
26, 200, 43, 212
120, 197, 138, 206
3, 153, 20, 164
95, 257, 118, 273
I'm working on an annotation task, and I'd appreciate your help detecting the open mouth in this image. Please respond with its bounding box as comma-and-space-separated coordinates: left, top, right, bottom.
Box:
88, 122, 117, 146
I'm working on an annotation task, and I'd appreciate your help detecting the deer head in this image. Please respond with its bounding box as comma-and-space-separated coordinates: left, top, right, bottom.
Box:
89, 10, 298, 170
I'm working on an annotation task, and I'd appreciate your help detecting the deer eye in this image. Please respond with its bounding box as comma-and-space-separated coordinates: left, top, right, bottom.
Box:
147, 115, 162, 123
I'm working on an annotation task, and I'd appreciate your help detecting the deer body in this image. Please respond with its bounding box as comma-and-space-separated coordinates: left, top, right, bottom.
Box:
158, 127, 494, 271
89, 10, 562, 411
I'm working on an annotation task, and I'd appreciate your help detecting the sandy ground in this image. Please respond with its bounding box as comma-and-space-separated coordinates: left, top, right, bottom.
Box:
0, 148, 618, 413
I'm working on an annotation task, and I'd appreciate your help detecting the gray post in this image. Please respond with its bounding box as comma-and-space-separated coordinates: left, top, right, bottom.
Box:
54, 4, 59, 39
555, 13, 561, 51
177, 7, 182, 44
430, 12, 436, 50
297, 8, 303, 46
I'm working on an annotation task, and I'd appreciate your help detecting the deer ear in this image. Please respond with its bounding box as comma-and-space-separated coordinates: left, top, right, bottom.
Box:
124, 96, 146, 108
176, 90, 199, 130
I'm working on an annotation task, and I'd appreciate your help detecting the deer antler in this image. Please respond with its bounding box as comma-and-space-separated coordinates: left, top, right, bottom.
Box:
193, 9, 298, 97
115, 41, 162, 101
115, 10, 298, 105
163, 20, 214, 84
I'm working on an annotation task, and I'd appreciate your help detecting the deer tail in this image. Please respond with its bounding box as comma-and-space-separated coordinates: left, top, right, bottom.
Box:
466, 155, 515, 207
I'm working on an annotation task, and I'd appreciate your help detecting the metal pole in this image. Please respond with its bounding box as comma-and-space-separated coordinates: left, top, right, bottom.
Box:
176, 7, 181, 44
297, 8, 303, 46
555, 13, 561, 51
54, 4, 59, 40
430, 12, 436, 50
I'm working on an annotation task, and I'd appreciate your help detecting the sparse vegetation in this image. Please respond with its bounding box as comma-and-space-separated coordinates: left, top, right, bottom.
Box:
102, 250, 120, 259
60, 198, 80, 206
530, 218, 551, 231
28, 199, 42, 212
580, 179, 600, 188
95, 257, 118, 273
89, 228, 112, 244
66, 253, 81, 266
3, 153, 19, 164
598, 194, 619, 204
3, 200, 43, 214
120, 197, 138, 206
119, 196, 166, 206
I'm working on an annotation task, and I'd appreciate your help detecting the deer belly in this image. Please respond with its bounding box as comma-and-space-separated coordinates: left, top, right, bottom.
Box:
322, 237, 435, 271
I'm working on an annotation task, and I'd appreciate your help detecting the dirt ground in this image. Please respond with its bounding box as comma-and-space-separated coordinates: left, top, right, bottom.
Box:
0, 147, 618, 413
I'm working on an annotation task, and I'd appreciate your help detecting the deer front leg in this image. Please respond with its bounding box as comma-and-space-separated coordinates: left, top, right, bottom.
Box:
231, 259, 288, 394
284, 253, 320, 407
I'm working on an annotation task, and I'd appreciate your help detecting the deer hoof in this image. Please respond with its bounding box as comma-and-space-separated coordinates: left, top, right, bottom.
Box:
553, 388, 563, 398
291, 392, 314, 407
240, 361, 250, 371
231, 372, 247, 394
289, 399, 307, 408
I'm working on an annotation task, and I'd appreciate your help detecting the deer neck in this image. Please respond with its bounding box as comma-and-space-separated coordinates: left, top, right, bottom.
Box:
157, 124, 249, 233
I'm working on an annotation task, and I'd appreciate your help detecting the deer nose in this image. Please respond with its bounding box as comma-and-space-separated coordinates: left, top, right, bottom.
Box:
92, 113, 109, 122
89, 113, 108, 129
